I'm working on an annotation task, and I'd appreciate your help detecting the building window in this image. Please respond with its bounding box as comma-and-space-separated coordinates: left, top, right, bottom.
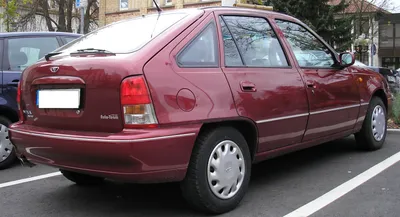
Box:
379, 23, 393, 48
166, 0, 172, 6
120, 0, 128, 10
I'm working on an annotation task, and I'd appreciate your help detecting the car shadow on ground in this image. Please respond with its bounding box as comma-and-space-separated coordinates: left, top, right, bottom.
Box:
45, 136, 361, 217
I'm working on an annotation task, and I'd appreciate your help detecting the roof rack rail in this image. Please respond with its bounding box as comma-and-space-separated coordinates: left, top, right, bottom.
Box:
233, 3, 273, 11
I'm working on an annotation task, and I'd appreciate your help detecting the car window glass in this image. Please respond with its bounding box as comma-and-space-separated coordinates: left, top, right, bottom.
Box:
0, 40, 3, 70
64, 37, 77, 43
177, 22, 219, 67
7, 37, 59, 71
57, 12, 189, 54
221, 16, 288, 67
275, 20, 335, 68
219, 17, 243, 67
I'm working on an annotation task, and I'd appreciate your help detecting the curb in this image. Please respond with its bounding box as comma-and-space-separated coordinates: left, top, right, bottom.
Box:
387, 129, 400, 134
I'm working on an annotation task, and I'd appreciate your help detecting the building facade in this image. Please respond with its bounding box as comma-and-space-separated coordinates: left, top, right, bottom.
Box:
379, 13, 400, 70
98, 0, 221, 27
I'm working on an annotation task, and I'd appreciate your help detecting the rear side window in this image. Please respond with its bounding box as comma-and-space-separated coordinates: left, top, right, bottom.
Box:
177, 22, 219, 68
7, 37, 60, 71
219, 17, 243, 67
220, 16, 289, 67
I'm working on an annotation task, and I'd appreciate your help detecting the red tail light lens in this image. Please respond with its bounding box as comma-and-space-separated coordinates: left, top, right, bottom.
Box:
120, 76, 158, 128
17, 81, 25, 122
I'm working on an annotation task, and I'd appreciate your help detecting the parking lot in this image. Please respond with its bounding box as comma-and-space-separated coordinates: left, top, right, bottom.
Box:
1, 133, 400, 217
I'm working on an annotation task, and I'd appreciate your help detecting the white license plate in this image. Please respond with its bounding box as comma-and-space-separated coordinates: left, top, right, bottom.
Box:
37, 89, 80, 109
388, 76, 395, 82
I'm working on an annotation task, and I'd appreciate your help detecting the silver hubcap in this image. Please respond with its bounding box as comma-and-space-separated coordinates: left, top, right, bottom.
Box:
207, 140, 245, 200
0, 124, 13, 162
371, 105, 386, 141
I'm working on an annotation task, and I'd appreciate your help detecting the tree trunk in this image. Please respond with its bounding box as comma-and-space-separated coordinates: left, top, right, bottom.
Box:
84, 0, 95, 33
58, 0, 66, 32
40, 0, 55, 31
66, 0, 73, 32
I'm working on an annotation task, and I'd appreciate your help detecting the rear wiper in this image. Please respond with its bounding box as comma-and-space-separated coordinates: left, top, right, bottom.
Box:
72, 48, 115, 54
45, 52, 62, 61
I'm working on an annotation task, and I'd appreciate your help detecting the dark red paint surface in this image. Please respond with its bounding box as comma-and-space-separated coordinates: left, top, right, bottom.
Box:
9, 7, 393, 183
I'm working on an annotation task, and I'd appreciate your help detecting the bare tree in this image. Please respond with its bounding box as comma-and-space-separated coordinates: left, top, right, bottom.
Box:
14, 0, 98, 33
349, 0, 397, 38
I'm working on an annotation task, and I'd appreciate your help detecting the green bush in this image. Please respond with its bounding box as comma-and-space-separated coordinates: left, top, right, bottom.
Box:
392, 93, 400, 125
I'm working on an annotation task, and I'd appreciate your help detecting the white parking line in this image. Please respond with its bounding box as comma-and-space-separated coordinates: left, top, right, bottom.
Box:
0, 172, 61, 189
284, 151, 400, 217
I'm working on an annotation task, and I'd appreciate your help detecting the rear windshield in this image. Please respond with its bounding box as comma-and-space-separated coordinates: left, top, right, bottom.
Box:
56, 12, 189, 54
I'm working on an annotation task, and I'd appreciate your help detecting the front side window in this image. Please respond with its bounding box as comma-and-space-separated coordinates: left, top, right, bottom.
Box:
221, 16, 289, 67
275, 20, 335, 68
177, 22, 219, 68
7, 37, 60, 71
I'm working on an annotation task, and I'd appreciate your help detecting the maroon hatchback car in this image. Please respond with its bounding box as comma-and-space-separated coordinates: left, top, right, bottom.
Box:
9, 6, 392, 214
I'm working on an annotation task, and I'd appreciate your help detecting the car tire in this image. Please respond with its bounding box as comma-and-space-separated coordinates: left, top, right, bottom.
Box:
355, 96, 387, 151
60, 169, 105, 185
0, 116, 16, 170
180, 127, 252, 214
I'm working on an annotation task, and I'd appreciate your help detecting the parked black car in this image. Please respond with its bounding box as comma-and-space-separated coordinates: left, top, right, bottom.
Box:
369, 67, 399, 93
0, 32, 81, 169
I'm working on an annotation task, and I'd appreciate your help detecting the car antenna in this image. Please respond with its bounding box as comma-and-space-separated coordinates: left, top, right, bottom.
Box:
152, 0, 162, 13
150, 0, 162, 38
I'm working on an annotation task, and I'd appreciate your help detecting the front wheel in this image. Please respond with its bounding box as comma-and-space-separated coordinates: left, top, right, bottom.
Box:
355, 96, 387, 151
181, 127, 252, 214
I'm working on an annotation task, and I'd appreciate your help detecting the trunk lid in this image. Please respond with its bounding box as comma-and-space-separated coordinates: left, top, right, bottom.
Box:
20, 54, 139, 133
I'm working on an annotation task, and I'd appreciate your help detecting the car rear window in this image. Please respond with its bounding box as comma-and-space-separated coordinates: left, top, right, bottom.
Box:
56, 12, 189, 54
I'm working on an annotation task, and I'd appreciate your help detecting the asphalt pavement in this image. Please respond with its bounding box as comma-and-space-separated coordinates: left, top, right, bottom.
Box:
1, 133, 400, 217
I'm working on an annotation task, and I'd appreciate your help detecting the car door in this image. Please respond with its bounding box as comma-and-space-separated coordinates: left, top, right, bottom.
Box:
274, 19, 360, 141
2, 36, 62, 112
214, 11, 310, 153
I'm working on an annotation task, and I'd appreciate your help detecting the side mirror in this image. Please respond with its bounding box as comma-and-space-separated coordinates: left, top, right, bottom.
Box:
339, 52, 355, 67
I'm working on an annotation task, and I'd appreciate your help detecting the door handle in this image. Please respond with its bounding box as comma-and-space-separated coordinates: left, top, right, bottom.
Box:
306, 80, 316, 88
240, 81, 256, 92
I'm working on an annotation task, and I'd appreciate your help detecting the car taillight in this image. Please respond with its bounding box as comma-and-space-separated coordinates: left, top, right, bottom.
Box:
120, 76, 158, 128
17, 81, 25, 122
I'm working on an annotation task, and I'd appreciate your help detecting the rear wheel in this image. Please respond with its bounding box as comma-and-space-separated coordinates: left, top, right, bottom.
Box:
355, 96, 387, 151
60, 169, 105, 185
0, 116, 16, 170
181, 127, 251, 214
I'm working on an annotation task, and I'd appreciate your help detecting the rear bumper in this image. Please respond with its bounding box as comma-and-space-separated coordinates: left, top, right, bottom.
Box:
9, 123, 200, 183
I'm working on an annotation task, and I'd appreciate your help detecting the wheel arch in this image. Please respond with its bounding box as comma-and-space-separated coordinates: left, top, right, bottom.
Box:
371, 88, 388, 113
197, 118, 259, 161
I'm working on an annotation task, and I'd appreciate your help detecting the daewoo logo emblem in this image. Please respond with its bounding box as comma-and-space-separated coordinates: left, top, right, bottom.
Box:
50, 67, 59, 73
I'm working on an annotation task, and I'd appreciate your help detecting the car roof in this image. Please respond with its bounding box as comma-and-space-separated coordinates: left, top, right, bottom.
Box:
200, 6, 298, 21
0, 31, 81, 38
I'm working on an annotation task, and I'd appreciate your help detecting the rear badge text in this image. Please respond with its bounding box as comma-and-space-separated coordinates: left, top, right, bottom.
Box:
100, 114, 119, 120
